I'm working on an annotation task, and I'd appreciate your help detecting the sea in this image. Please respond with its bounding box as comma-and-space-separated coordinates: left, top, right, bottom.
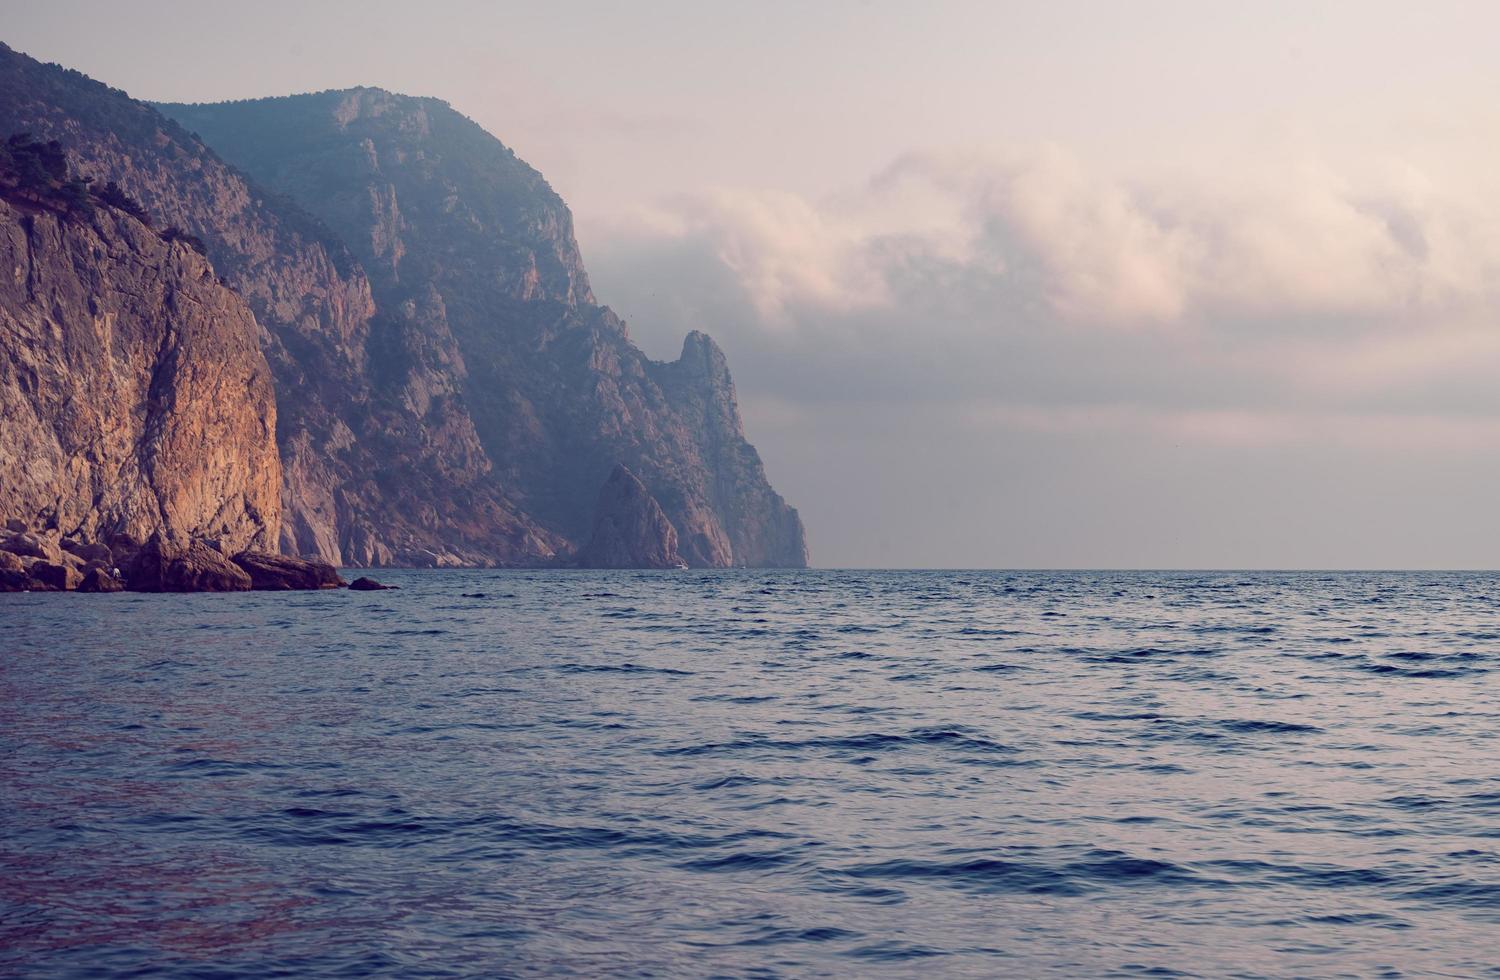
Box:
5, 569, 1500, 978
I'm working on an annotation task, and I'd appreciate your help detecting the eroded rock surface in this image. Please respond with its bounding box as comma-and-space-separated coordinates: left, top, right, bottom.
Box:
0, 181, 281, 553
578, 465, 684, 569
232, 551, 344, 590
127, 534, 252, 592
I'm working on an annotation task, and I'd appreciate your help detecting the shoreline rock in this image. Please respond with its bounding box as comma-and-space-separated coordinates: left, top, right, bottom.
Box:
127, 534, 252, 593
232, 551, 345, 590
576, 465, 686, 570
0, 520, 361, 594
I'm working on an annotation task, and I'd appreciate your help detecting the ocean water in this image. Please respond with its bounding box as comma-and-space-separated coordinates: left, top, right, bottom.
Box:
5, 570, 1500, 978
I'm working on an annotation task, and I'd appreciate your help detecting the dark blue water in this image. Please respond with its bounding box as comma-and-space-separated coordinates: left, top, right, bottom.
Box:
5, 571, 1500, 977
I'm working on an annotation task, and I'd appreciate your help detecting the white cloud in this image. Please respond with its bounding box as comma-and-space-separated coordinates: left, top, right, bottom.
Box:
609, 144, 1500, 335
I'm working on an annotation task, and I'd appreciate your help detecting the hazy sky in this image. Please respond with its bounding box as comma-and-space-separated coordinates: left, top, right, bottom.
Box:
11, 1, 1500, 567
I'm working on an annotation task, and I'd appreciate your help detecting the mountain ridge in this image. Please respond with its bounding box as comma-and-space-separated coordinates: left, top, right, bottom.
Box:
0, 43, 808, 567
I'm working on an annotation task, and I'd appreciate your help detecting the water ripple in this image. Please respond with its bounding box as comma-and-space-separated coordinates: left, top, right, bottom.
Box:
5, 569, 1500, 976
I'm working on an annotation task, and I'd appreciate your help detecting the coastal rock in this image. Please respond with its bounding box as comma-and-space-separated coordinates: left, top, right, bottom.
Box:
577, 465, 684, 569
2, 532, 60, 563
0, 47, 807, 568
232, 551, 345, 590
348, 576, 393, 590
78, 566, 124, 592
128, 534, 252, 592
0, 160, 281, 554
62, 539, 113, 565
107, 533, 142, 572
0, 549, 27, 591
27, 560, 79, 591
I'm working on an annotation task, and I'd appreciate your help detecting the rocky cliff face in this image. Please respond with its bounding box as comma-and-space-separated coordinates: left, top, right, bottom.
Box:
0, 44, 558, 567
0, 43, 808, 568
163, 90, 808, 567
0, 169, 280, 551
578, 465, 683, 569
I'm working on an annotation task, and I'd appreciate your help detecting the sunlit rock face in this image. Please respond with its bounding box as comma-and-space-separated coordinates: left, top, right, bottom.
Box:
0, 190, 281, 553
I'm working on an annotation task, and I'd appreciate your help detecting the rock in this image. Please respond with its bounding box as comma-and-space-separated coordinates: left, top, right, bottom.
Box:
58, 551, 88, 579
78, 566, 124, 593
348, 576, 394, 591
4, 518, 26, 532
232, 551, 345, 590
2, 532, 61, 563
157, 85, 808, 568
2, 47, 807, 569
0, 550, 29, 590
127, 534, 252, 592
28, 560, 79, 591
577, 465, 685, 569
0, 126, 282, 556
62, 539, 113, 564
108, 533, 143, 571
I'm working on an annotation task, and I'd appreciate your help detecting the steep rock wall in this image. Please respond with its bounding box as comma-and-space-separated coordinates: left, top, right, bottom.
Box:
0, 194, 280, 550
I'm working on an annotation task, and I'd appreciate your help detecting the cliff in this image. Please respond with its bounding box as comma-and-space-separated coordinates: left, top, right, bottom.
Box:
0, 43, 557, 567
578, 465, 683, 569
0, 44, 807, 568
162, 89, 808, 567
0, 143, 280, 550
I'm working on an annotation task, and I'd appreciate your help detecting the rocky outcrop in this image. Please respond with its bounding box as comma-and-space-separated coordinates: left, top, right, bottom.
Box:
0, 521, 344, 593
77, 566, 123, 592
232, 551, 344, 589
126, 533, 252, 592
577, 465, 684, 569
348, 576, 394, 590
0, 153, 281, 552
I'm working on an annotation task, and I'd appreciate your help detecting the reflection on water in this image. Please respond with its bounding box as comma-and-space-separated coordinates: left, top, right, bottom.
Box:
5, 570, 1500, 976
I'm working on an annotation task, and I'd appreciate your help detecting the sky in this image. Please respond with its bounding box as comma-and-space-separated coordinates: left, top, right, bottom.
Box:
9, 0, 1500, 567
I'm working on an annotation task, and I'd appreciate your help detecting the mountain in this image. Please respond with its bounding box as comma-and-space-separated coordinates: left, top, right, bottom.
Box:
0, 44, 808, 567
158, 89, 808, 568
0, 43, 557, 567
0, 136, 280, 551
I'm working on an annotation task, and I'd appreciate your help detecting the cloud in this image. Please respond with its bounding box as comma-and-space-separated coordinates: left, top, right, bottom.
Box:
604, 144, 1500, 335
583, 142, 1500, 568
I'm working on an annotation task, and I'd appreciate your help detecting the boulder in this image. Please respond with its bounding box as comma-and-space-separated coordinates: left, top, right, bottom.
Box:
348, 576, 394, 591
0, 550, 24, 574
232, 551, 344, 590
2, 531, 61, 563
4, 518, 26, 532
61, 539, 113, 564
78, 566, 124, 593
127, 534, 251, 592
28, 560, 79, 591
